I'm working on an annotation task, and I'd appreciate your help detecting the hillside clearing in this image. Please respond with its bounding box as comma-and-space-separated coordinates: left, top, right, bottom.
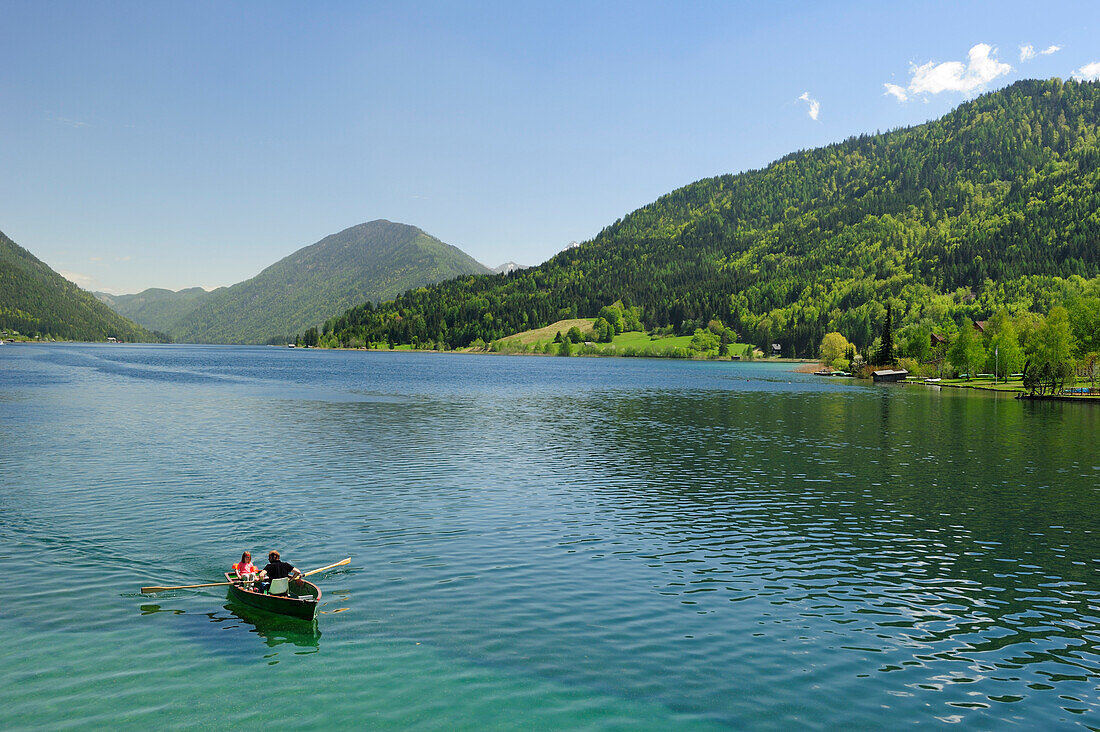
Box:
498, 319, 596, 346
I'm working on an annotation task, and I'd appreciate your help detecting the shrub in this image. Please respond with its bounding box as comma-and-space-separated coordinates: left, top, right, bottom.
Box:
897, 357, 919, 376
690, 328, 720, 352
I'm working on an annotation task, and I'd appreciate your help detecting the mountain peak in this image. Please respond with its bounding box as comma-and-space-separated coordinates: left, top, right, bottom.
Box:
492, 261, 530, 274
103, 221, 490, 343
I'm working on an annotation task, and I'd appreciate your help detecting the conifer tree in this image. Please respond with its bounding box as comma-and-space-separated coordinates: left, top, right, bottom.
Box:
875, 304, 895, 365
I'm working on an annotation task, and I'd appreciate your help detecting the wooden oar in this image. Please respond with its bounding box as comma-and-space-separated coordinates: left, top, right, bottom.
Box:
302, 557, 350, 577
140, 580, 239, 593
140, 557, 351, 593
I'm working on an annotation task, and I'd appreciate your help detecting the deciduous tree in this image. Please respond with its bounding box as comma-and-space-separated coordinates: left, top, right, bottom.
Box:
820, 332, 851, 366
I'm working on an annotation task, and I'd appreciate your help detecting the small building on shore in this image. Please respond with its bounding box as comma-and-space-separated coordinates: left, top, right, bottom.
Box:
872, 368, 908, 382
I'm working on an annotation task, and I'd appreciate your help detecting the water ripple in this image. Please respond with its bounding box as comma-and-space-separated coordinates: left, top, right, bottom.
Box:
0, 344, 1097, 729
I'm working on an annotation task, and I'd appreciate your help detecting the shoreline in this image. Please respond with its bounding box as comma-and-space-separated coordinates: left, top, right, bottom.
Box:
311, 343, 823, 365
9, 342, 1098, 401
902, 377, 1100, 402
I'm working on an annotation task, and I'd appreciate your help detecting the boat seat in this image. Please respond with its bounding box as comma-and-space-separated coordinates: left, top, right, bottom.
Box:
268, 577, 290, 596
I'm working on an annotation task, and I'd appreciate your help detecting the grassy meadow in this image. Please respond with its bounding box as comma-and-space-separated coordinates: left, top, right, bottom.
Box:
492, 319, 754, 359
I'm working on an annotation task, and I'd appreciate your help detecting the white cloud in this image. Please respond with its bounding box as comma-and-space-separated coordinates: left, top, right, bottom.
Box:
887, 43, 1012, 103
1073, 61, 1100, 81
59, 270, 96, 290
1021, 43, 1061, 61
883, 83, 908, 102
798, 91, 820, 120
910, 44, 1011, 94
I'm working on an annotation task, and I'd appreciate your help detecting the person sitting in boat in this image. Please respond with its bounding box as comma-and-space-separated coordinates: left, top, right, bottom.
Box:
232, 551, 259, 586
257, 550, 303, 595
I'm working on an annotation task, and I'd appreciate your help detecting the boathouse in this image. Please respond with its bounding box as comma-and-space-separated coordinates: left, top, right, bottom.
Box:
872, 368, 908, 382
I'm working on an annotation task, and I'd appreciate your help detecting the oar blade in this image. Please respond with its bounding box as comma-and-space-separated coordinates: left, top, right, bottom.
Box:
302, 557, 351, 577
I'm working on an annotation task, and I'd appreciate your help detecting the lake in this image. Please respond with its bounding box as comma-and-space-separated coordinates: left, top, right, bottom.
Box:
1, 344, 1097, 729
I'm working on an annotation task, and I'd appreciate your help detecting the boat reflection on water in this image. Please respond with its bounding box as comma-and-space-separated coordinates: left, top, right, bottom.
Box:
137, 602, 321, 659
222, 600, 322, 652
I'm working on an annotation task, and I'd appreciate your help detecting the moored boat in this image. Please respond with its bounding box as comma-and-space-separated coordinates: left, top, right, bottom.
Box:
224, 572, 321, 620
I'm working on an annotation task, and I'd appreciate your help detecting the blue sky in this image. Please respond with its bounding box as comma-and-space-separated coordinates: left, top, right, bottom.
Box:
1, 1, 1097, 293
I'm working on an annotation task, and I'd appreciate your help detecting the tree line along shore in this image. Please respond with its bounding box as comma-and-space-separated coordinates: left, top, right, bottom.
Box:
813, 297, 1097, 398
297, 289, 1098, 402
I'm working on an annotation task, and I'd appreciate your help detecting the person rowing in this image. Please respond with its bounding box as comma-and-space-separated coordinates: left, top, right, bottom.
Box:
257, 549, 303, 595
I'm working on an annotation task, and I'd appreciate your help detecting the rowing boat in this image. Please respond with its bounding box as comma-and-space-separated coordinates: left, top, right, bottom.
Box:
223, 572, 321, 620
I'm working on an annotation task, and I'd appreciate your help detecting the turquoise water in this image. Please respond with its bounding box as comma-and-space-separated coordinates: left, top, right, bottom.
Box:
1, 344, 1097, 729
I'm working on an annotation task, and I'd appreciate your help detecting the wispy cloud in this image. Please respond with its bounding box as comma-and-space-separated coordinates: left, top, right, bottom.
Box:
59, 270, 97, 290
1020, 44, 1062, 61
47, 113, 89, 128
797, 91, 820, 120
886, 43, 1012, 103
883, 83, 908, 102
1073, 61, 1100, 81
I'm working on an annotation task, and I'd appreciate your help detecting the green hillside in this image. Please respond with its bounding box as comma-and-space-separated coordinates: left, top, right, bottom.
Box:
95, 286, 221, 334
162, 220, 490, 344
0, 229, 160, 342
323, 79, 1100, 355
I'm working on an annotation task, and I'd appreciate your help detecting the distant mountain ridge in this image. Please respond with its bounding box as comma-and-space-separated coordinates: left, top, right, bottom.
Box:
0, 230, 158, 342
492, 262, 530, 274
110, 220, 490, 344
95, 286, 222, 334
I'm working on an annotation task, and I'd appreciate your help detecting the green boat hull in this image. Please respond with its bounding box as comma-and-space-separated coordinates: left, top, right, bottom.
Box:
223, 573, 320, 621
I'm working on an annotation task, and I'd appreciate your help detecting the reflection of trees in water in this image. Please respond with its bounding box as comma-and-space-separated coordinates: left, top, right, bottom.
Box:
562, 387, 1100, 664
589, 387, 1098, 573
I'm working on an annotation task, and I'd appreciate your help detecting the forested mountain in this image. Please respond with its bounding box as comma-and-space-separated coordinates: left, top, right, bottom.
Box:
0, 230, 159, 342
95, 286, 221, 334
322, 79, 1100, 355
151, 220, 490, 344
